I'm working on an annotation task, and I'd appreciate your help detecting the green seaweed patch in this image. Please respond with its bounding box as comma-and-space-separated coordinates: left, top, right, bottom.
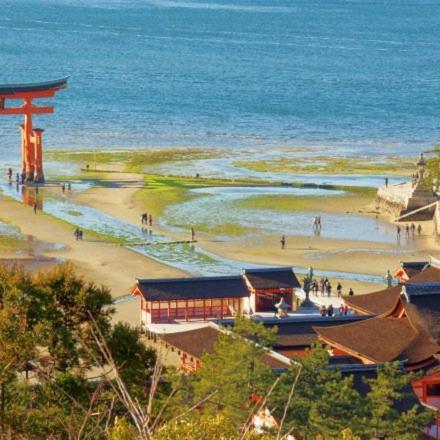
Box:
46, 148, 219, 173
233, 155, 415, 176
135, 174, 277, 218
179, 222, 256, 237
66, 210, 82, 217
235, 191, 375, 214
0, 234, 23, 250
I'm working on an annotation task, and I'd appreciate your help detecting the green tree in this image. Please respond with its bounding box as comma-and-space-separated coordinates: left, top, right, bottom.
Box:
363, 362, 435, 439
108, 322, 157, 394
37, 263, 114, 370
426, 143, 440, 192
192, 318, 277, 427
271, 343, 364, 439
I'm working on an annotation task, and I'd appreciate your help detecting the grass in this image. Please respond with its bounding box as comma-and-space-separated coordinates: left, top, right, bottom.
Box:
233, 155, 416, 176
46, 148, 218, 173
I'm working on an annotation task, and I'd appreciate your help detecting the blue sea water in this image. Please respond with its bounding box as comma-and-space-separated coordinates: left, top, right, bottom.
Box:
0, 0, 439, 155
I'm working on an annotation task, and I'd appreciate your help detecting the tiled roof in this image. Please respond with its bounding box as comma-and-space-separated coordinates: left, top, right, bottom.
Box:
135, 275, 249, 301
243, 267, 300, 290
160, 325, 290, 369
343, 266, 440, 316
261, 316, 369, 348
315, 281, 440, 366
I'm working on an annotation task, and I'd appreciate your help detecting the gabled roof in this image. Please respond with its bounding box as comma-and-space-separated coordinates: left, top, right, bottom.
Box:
134, 275, 249, 301
315, 282, 440, 366
343, 265, 440, 316
160, 325, 290, 369
243, 267, 300, 290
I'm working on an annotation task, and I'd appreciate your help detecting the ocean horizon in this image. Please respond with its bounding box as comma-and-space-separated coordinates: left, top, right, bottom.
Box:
1, 0, 440, 156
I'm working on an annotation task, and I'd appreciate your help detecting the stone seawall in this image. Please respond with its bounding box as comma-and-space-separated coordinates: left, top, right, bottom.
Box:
376, 183, 438, 219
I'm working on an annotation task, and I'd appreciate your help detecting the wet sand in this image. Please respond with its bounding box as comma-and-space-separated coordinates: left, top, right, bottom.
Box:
0, 192, 184, 311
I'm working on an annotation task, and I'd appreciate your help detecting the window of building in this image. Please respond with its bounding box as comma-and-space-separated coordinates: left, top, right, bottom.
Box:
426, 383, 440, 397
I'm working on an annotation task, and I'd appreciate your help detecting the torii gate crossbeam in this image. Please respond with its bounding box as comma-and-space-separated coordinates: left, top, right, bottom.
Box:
0, 77, 68, 183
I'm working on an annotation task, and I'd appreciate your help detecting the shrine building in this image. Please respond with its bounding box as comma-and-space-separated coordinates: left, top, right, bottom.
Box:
131, 266, 300, 326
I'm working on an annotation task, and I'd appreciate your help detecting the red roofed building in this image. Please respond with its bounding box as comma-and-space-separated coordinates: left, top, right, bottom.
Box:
314, 281, 440, 437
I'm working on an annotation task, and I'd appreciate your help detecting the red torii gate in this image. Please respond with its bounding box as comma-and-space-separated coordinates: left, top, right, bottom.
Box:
0, 77, 68, 183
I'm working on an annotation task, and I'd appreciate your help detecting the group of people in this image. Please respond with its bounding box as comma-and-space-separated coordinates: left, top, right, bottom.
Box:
313, 216, 322, 230
61, 182, 72, 193
141, 212, 153, 226
320, 304, 350, 317
396, 223, 422, 240
309, 277, 353, 298
74, 228, 84, 240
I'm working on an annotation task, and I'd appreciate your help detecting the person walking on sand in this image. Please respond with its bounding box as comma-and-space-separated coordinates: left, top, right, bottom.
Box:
280, 235, 286, 249
385, 269, 393, 287
148, 214, 153, 226
385, 177, 388, 187
327, 282, 332, 297
417, 224, 422, 236
405, 224, 410, 238
191, 227, 195, 241
61, 183, 66, 193
74, 228, 79, 241
396, 225, 401, 239
411, 223, 415, 237
348, 288, 354, 296
33, 202, 37, 214
337, 282, 342, 298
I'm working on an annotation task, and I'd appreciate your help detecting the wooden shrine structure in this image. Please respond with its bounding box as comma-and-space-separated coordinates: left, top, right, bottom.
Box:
132, 267, 300, 325
0, 77, 68, 183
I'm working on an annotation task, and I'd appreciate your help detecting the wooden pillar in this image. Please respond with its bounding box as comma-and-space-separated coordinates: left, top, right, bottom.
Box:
203, 299, 206, 320
33, 129, 44, 183
210, 298, 213, 315
220, 298, 224, 319
19, 124, 26, 176
24, 106, 35, 182
185, 300, 188, 322
167, 301, 171, 322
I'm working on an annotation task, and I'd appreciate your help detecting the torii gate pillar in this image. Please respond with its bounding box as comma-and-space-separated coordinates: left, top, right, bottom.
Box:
0, 78, 68, 183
